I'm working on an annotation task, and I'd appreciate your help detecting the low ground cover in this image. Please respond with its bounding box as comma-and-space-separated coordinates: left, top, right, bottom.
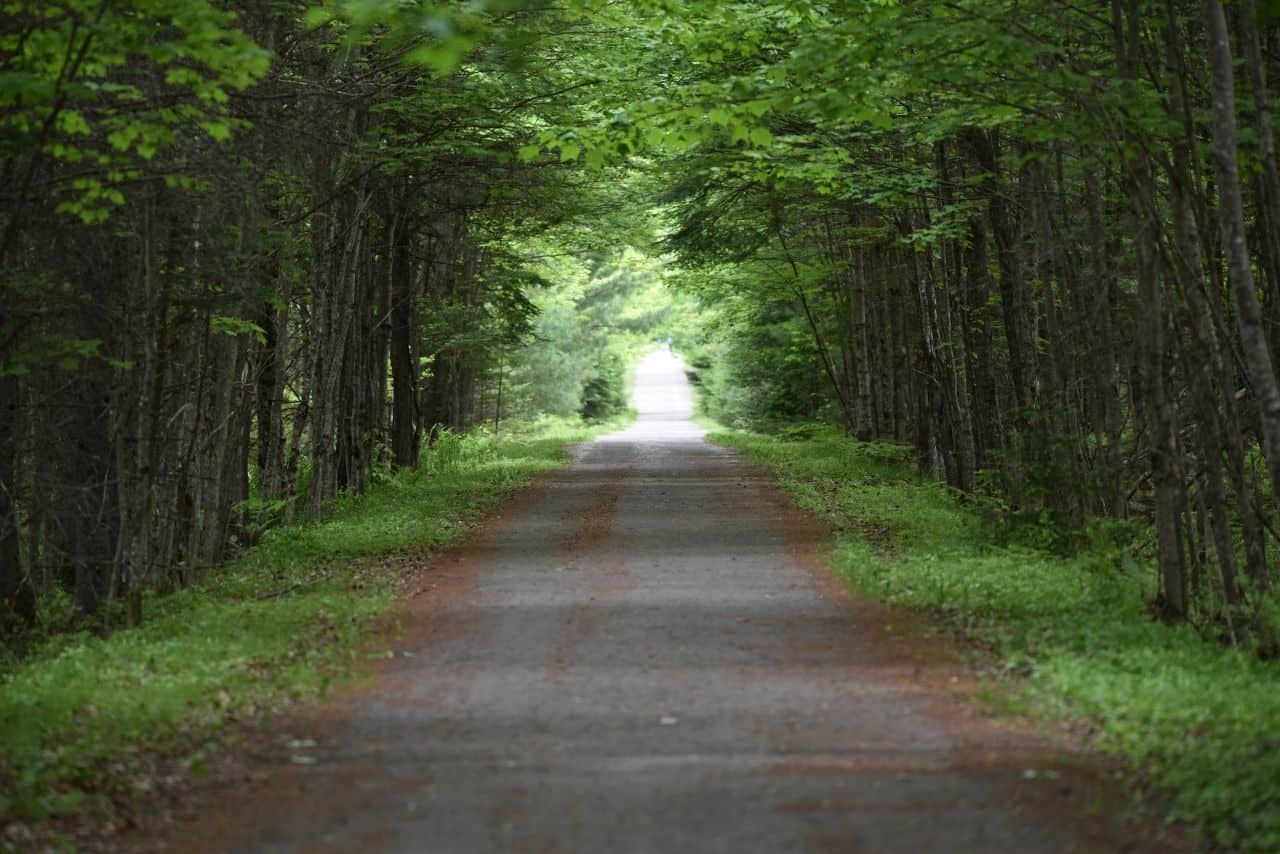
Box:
0, 416, 617, 844
713, 428, 1280, 853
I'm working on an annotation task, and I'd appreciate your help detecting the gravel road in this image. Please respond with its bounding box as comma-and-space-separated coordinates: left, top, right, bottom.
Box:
174, 349, 1157, 853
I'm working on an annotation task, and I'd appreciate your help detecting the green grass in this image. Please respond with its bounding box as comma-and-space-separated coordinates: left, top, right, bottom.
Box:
0, 415, 619, 834
713, 428, 1280, 853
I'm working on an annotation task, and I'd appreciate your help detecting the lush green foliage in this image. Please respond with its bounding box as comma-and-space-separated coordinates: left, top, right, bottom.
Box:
5, 0, 1280, 845
0, 416, 612, 829
0, 0, 664, 629
676, 299, 829, 429
615, 0, 1280, 639
715, 429, 1280, 852
506, 248, 673, 423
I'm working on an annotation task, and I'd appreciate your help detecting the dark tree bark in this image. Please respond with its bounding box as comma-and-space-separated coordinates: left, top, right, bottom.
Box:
0, 374, 33, 623
962, 127, 1036, 413
388, 201, 420, 469
1203, 0, 1280, 523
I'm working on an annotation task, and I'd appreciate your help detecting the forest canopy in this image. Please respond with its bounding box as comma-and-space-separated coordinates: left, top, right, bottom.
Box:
5, 0, 1280, 656
6, 0, 1280, 848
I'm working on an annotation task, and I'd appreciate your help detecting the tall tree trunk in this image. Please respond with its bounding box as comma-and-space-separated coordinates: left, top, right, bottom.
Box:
1082, 165, 1124, 515
1240, 0, 1280, 357
389, 203, 419, 469
1120, 0, 1186, 618
1203, 0, 1280, 520
962, 127, 1036, 412
254, 258, 288, 503
777, 224, 855, 434
0, 374, 33, 623
961, 174, 1001, 463
1164, 1, 1268, 597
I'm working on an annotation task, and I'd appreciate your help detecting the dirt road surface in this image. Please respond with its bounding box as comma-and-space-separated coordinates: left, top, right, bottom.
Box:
166, 349, 1161, 853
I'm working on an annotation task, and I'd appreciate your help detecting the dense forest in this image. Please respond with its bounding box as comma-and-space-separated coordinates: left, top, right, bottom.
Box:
0, 0, 667, 632
8, 0, 1280, 644
655, 0, 1280, 641
5, 0, 1280, 847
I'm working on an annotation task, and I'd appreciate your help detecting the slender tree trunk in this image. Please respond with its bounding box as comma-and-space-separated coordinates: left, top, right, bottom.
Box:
1203, 0, 1280, 520
1240, 0, 1280, 357
389, 204, 419, 469
1119, 0, 1185, 618
1082, 165, 1124, 515
963, 127, 1036, 412
776, 218, 855, 433
961, 179, 1000, 462
0, 374, 32, 623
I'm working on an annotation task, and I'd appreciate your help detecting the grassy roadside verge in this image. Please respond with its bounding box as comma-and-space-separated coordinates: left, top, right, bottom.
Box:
0, 416, 620, 845
712, 428, 1280, 853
